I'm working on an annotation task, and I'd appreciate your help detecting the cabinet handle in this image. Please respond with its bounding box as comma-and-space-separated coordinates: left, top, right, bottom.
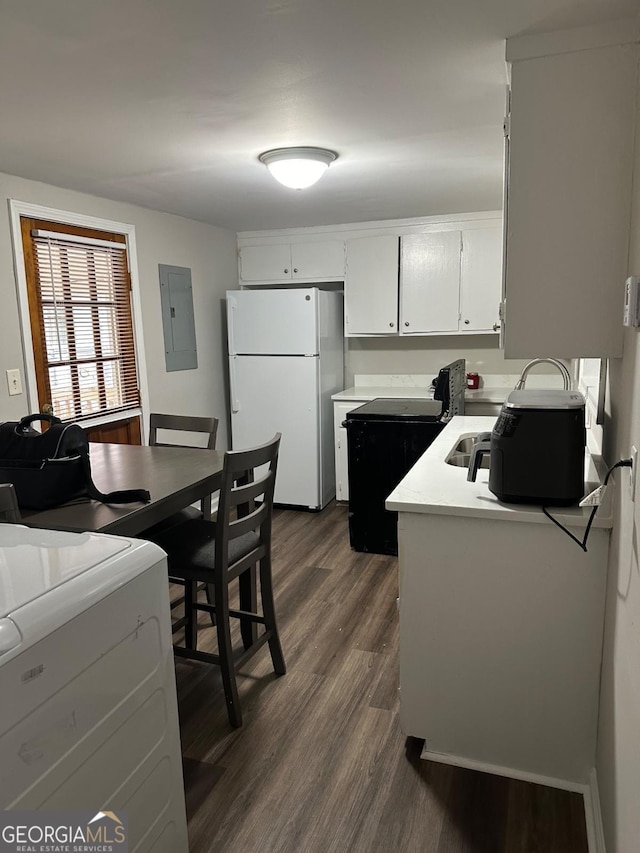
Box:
464, 319, 470, 325
293, 268, 298, 273
493, 323, 501, 332
389, 322, 395, 328
284, 268, 289, 274
404, 321, 409, 327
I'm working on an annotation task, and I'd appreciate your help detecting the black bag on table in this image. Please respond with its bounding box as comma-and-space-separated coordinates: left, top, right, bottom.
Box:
0, 414, 151, 511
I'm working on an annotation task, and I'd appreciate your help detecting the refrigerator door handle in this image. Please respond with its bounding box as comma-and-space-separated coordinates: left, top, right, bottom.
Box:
227, 295, 237, 356
229, 355, 240, 414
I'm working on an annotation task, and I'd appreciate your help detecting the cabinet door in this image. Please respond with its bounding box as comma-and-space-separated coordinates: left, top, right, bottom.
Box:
504, 43, 637, 357
291, 241, 345, 280
345, 236, 399, 336
459, 227, 502, 332
334, 401, 358, 501
239, 245, 292, 282
400, 232, 460, 334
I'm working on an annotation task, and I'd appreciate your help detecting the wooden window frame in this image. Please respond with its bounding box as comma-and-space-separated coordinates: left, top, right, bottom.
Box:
9, 201, 150, 441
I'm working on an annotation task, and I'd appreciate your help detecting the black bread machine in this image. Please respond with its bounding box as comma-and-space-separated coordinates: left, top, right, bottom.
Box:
468, 389, 586, 505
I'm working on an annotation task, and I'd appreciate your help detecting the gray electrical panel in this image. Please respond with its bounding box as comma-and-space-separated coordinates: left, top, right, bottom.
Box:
159, 264, 198, 371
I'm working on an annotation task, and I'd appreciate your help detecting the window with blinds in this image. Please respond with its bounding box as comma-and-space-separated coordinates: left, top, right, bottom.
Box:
21, 218, 140, 423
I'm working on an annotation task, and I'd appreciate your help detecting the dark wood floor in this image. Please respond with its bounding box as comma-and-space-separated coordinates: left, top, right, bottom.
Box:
175, 501, 589, 853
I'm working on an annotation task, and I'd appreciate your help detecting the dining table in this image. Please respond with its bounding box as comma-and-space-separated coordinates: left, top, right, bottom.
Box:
20, 442, 225, 536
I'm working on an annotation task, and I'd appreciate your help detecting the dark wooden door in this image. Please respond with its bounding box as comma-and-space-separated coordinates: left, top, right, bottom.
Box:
84, 416, 142, 445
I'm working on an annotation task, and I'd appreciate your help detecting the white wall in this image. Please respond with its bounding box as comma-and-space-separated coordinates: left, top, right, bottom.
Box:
0, 171, 238, 449
345, 334, 539, 386
596, 82, 640, 852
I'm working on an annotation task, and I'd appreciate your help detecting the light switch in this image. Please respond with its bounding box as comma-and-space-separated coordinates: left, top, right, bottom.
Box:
6, 369, 22, 396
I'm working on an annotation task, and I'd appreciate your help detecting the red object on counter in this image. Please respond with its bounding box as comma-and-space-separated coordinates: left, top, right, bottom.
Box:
466, 372, 480, 390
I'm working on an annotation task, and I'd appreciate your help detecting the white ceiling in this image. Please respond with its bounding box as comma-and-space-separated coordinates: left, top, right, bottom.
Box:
0, 0, 637, 232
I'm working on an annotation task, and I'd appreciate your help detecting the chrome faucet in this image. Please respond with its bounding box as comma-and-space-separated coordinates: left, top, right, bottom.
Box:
514, 358, 571, 391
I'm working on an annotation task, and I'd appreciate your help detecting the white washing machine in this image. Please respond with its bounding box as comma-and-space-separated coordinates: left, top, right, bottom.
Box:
0, 523, 189, 853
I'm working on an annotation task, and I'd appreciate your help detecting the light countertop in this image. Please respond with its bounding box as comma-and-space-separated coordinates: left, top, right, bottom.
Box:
332, 385, 506, 404
332, 385, 435, 402
332, 373, 434, 402
386, 415, 612, 529
332, 373, 571, 406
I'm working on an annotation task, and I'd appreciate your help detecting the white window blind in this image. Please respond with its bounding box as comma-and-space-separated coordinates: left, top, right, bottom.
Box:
31, 231, 139, 423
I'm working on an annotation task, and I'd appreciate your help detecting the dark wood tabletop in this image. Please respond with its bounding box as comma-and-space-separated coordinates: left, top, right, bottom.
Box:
20, 442, 224, 536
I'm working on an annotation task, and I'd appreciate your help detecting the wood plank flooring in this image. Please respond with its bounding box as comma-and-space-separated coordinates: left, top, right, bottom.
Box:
175, 501, 589, 853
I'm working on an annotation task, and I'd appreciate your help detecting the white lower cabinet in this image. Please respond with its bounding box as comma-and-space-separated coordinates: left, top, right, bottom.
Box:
334, 401, 360, 501
398, 509, 609, 785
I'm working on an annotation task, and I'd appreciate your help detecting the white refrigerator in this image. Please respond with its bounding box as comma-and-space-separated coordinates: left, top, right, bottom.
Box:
227, 287, 344, 510
0, 524, 189, 853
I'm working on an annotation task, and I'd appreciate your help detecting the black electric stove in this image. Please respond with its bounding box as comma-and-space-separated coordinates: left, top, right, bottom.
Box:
345, 360, 465, 556
346, 398, 444, 421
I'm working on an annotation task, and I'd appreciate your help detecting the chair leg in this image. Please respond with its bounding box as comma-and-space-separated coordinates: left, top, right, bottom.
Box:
184, 581, 198, 651
204, 582, 216, 626
215, 579, 242, 727
238, 566, 258, 650
259, 556, 286, 675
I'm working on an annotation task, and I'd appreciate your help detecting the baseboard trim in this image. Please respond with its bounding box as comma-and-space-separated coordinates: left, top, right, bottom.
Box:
420, 747, 604, 853
420, 746, 586, 792
584, 768, 606, 853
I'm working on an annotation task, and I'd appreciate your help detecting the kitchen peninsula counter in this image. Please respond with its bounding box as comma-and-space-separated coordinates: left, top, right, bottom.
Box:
386, 415, 613, 529
387, 414, 612, 792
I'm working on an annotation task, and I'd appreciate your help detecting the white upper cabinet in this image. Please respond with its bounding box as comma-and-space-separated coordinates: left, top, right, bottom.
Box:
503, 31, 637, 358
237, 213, 502, 336
345, 235, 399, 336
239, 244, 292, 282
400, 232, 461, 334
291, 241, 345, 280
344, 223, 502, 337
239, 240, 345, 283
460, 227, 502, 332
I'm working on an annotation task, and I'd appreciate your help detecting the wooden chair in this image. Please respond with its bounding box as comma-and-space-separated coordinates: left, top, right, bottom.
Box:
151, 433, 285, 728
145, 413, 219, 624
149, 413, 219, 523
0, 483, 21, 522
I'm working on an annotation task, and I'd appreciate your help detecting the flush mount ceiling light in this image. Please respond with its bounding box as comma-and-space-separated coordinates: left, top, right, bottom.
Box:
259, 147, 338, 190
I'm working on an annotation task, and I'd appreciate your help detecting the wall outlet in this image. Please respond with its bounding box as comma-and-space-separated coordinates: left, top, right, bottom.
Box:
6, 368, 22, 396
631, 446, 638, 501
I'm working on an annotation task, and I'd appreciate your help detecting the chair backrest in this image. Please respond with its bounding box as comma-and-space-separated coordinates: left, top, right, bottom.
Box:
216, 434, 281, 578
0, 483, 21, 523
149, 413, 218, 450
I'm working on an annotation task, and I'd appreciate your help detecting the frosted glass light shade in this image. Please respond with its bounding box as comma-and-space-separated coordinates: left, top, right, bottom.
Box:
259, 147, 337, 189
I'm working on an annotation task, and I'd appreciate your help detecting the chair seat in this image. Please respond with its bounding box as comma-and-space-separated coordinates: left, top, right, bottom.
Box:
153, 518, 260, 580
143, 505, 203, 541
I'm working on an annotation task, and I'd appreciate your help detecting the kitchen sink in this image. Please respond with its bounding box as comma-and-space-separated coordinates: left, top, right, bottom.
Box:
445, 435, 490, 469
452, 437, 477, 454
446, 453, 491, 469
